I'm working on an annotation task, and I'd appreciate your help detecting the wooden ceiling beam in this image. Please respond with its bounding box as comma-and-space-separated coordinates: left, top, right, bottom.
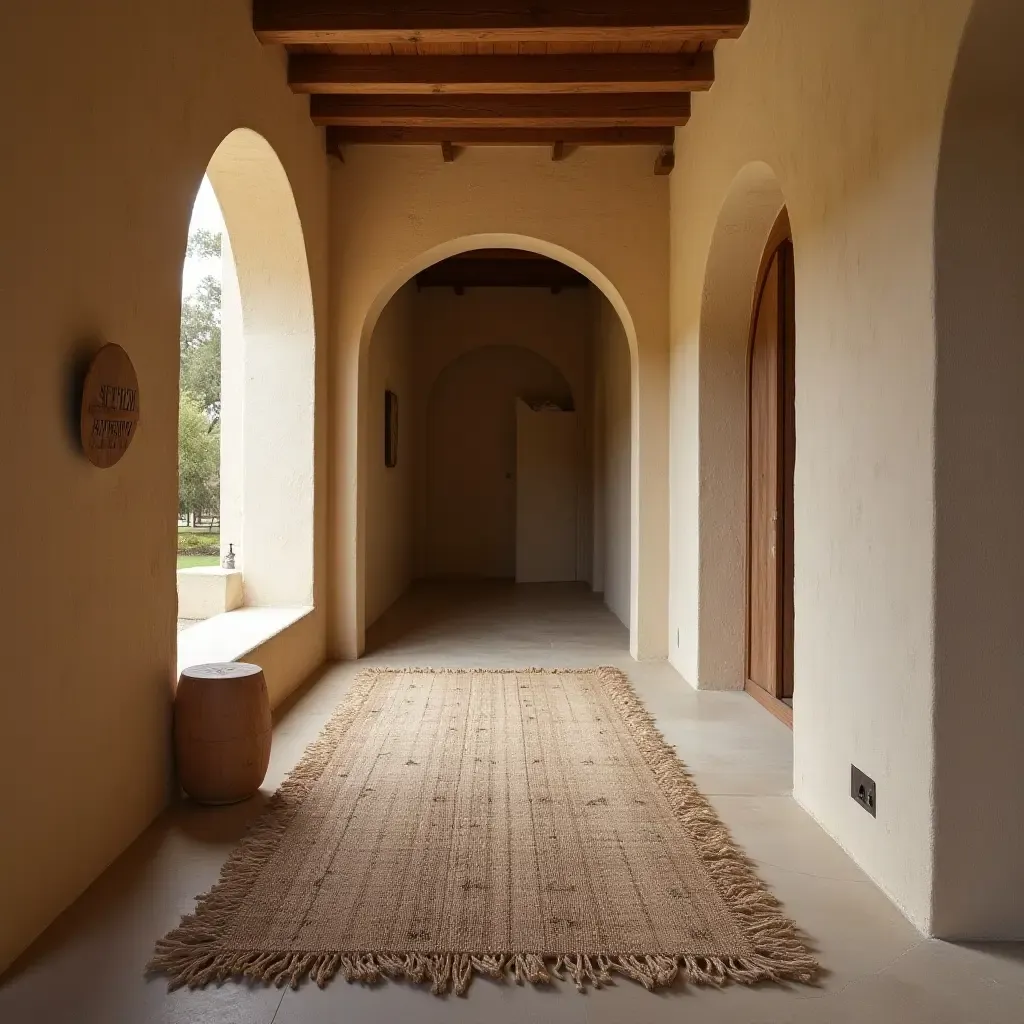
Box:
254, 1, 750, 45
654, 146, 676, 175
327, 126, 676, 147
289, 52, 714, 95
311, 93, 691, 128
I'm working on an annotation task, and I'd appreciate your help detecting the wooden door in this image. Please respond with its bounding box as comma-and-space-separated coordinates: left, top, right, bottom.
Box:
748, 239, 795, 702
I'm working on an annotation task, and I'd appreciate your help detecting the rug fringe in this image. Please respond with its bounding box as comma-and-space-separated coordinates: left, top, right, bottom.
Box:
147, 665, 819, 996
147, 946, 812, 996
593, 666, 820, 987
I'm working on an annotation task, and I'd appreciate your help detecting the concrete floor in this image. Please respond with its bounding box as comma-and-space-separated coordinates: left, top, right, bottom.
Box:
2, 582, 1022, 1023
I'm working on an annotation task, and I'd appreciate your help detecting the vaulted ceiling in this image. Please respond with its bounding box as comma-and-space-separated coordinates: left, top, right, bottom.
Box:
252, 2, 750, 171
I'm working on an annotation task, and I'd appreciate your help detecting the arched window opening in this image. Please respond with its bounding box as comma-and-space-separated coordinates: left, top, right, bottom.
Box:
176, 130, 315, 647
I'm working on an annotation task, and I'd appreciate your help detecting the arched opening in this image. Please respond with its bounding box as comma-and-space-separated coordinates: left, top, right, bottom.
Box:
358, 245, 633, 651
932, 0, 1024, 939
176, 129, 316, 642
695, 164, 788, 699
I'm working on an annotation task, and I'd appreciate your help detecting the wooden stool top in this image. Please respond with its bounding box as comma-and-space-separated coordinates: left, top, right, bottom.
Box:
179, 662, 263, 681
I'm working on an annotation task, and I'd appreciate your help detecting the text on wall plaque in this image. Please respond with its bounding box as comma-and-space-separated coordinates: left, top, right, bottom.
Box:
80, 344, 140, 468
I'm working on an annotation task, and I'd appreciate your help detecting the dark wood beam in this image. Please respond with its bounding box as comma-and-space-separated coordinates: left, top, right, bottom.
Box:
654, 146, 675, 175
327, 126, 676, 147
311, 93, 690, 128
289, 52, 714, 95
254, 1, 749, 45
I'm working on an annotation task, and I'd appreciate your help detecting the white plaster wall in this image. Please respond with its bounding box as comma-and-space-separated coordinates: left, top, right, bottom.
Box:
594, 295, 633, 629
219, 233, 245, 570
176, 568, 244, 620
0, 0, 329, 972
330, 147, 670, 660
668, 0, 973, 932
209, 130, 317, 609
364, 283, 416, 627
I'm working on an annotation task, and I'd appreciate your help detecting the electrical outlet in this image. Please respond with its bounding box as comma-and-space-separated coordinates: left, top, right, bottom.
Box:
851, 765, 877, 817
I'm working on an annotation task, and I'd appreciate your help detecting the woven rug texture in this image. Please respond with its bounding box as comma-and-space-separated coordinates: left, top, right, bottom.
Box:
150, 667, 818, 995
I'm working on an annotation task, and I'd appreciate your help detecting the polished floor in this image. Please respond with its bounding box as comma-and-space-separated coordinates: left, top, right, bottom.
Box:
2, 583, 1022, 1023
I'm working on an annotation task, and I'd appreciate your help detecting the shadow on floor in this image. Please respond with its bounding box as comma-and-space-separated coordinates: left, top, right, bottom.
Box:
365, 580, 626, 660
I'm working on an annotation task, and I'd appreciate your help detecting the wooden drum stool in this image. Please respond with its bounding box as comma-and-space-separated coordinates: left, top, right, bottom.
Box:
174, 663, 272, 805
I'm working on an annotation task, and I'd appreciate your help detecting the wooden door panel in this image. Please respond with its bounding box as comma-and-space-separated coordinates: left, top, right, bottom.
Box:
748, 254, 781, 696
780, 241, 796, 699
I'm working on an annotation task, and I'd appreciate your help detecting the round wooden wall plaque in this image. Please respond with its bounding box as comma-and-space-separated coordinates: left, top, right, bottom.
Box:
80, 344, 140, 468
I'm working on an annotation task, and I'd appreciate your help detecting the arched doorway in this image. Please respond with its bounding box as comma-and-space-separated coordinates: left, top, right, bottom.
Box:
747, 213, 795, 715
695, 163, 789, 700
352, 236, 640, 657
358, 245, 633, 648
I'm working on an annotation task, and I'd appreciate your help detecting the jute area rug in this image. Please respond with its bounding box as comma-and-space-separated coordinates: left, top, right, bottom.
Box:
150, 668, 818, 996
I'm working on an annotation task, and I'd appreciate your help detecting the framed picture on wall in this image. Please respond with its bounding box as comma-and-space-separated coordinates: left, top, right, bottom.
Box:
384, 389, 398, 468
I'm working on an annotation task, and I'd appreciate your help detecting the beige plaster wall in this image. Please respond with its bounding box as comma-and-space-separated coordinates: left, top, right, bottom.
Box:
932, 0, 1024, 939
409, 286, 592, 582
248, 613, 329, 713
593, 295, 633, 628
668, 0, 972, 932
410, 286, 591, 418
364, 283, 416, 627
0, 0, 329, 973
330, 147, 670, 660
421, 345, 574, 578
